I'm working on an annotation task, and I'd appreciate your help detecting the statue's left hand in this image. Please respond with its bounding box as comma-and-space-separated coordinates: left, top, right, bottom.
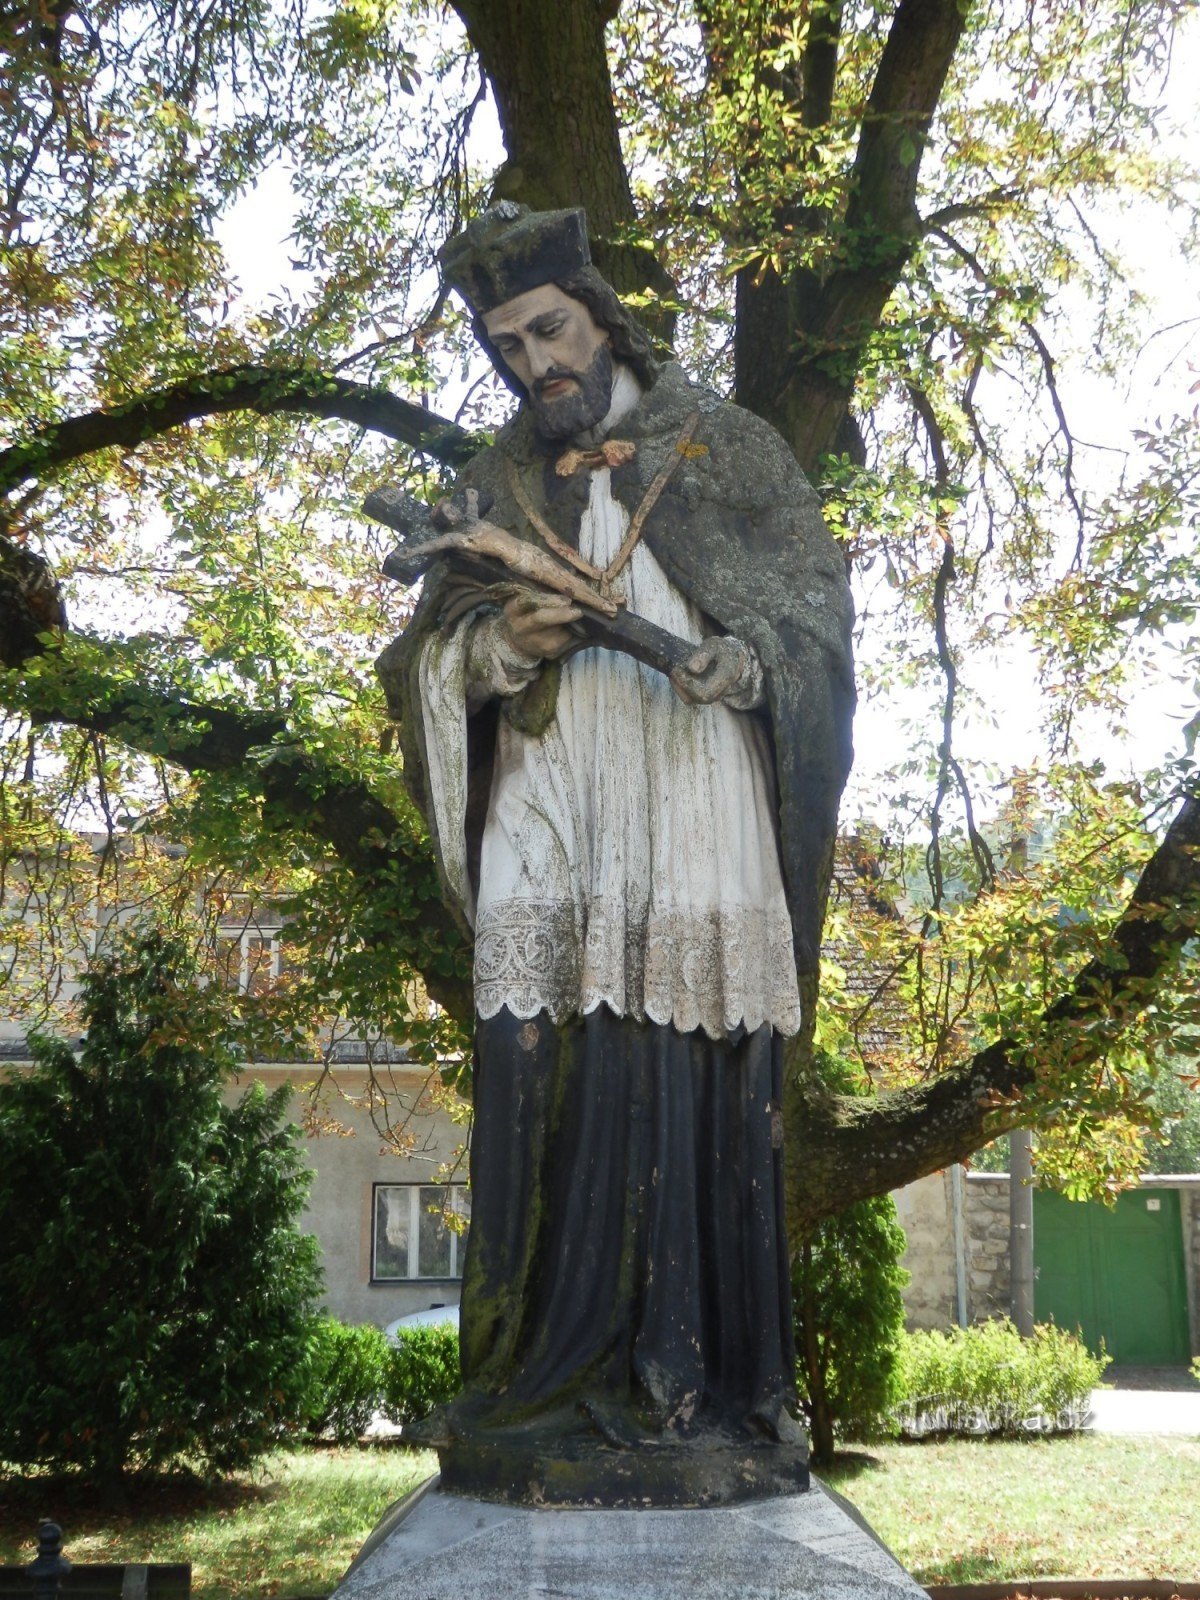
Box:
670, 636, 751, 705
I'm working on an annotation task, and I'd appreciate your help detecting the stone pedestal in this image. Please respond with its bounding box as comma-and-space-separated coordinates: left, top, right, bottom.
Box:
333, 1475, 926, 1599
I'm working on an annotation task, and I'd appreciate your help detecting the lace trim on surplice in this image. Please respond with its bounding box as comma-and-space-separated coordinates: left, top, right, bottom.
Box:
474, 896, 801, 1041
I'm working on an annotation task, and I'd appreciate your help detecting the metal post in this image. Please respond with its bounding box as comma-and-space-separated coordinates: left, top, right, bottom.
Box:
950, 1162, 969, 1327
1010, 1128, 1035, 1336
26, 1521, 71, 1600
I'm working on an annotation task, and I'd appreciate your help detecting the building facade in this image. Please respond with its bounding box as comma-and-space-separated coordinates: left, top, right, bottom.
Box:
894, 1167, 1200, 1362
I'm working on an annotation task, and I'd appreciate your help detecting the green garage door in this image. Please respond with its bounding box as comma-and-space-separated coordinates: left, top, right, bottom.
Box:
1034, 1188, 1190, 1364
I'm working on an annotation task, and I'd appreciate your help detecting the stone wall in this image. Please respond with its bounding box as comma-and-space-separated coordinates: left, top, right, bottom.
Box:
963, 1174, 1012, 1322
895, 1170, 1200, 1352
894, 1170, 1013, 1330
892, 1172, 957, 1330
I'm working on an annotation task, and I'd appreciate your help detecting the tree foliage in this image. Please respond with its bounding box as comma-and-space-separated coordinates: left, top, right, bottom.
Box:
0, 929, 323, 1483
2, 0, 1199, 1227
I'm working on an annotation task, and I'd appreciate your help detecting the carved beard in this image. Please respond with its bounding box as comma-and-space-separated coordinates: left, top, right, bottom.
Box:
529, 342, 615, 442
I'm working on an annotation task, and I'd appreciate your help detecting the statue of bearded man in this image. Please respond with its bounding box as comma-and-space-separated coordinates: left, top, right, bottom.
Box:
377, 203, 855, 1507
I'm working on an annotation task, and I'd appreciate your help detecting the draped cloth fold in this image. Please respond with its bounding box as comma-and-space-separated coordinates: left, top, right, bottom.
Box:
425, 1007, 807, 1504
465, 1007, 794, 1422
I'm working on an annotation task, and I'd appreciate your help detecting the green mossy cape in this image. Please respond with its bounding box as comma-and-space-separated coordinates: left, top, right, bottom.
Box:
376, 363, 855, 982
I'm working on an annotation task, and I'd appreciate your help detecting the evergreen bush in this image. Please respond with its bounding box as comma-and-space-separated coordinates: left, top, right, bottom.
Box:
895, 1319, 1108, 1435
381, 1321, 461, 1426
0, 930, 323, 1484
793, 1192, 910, 1466
300, 1317, 390, 1444
792, 1052, 911, 1467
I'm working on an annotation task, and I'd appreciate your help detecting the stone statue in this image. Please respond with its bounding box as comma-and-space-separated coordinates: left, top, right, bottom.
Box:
376, 203, 855, 1507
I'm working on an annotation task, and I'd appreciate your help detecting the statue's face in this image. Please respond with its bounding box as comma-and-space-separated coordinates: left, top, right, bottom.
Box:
484, 283, 613, 439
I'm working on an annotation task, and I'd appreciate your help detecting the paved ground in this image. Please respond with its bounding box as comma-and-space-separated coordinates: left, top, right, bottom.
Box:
1088, 1365, 1200, 1435
1104, 1363, 1200, 1390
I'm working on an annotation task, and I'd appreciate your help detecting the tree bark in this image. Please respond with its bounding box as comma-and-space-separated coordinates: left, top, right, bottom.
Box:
0, 527, 67, 667
727, 0, 969, 475
450, 0, 674, 321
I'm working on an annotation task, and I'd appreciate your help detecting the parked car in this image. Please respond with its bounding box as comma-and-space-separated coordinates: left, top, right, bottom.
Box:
383, 1303, 460, 1343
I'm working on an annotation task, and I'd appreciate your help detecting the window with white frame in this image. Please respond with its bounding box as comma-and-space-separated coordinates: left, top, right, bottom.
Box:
215, 920, 288, 995
372, 1183, 471, 1281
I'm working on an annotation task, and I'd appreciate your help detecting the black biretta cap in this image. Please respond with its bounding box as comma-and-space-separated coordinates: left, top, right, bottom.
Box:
439, 202, 591, 313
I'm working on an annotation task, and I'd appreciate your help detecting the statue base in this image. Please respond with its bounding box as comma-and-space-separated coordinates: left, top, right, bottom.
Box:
332, 1474, 928, 1599
437, 1422, 809, 1508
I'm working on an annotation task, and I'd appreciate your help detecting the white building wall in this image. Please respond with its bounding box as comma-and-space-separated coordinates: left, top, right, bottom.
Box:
227, 1065, 469, 1328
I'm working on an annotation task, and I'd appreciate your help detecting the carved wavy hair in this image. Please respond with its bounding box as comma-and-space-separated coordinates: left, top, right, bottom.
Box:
471, 263, 662, 400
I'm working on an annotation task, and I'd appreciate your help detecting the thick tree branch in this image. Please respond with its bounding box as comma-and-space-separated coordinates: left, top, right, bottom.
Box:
844, 0, 965, 240
0, 527, 68, 667
0, 366, 479, 496
7, 648, 474, 1023
787, 789, 1200, 1227
801, 0, 845, 131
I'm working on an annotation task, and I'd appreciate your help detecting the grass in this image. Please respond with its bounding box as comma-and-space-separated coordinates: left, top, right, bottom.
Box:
3, 1435, 1199, 1595
825, 1434, 1200, 1586
0, 1444, 437, 1600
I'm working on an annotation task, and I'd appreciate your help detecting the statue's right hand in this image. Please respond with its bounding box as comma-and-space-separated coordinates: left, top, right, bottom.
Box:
499, 588, 583, 661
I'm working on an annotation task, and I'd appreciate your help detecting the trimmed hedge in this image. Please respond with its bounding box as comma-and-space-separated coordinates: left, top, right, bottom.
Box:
301, 1317, 390, 1445
300, 1315, 462, 1442
381, 1322, 461, 1426
299, 1313, 1105, 1447
895, 1319, 1108, 1437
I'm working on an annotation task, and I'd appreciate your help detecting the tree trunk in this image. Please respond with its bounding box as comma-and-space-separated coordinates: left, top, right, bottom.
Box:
729, 0, 969, 475
798, 1236, 835, 1467
451, 0, 673, 318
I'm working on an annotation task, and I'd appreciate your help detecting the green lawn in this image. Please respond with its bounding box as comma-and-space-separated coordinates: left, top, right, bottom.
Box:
826, 1435, 1200, 1586
0, 1445, 436, 1600
3, 1435, 1199, 1596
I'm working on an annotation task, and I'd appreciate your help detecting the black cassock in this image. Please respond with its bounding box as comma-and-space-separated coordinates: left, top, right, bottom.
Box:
467, 1007, 791, 1410
430, 1007, 803, 1505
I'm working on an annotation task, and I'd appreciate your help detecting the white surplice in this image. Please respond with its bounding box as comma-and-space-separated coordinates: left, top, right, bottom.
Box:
418, 369, 801, 1041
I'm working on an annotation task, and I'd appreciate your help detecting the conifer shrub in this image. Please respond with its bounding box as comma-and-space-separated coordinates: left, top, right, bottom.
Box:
793, 1191, 910, 1465
792, 1052, 911, 1467
0, 930, 323, 1484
